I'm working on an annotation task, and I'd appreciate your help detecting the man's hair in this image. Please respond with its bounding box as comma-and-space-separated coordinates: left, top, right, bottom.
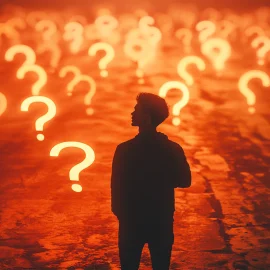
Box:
136, 92, 169, 127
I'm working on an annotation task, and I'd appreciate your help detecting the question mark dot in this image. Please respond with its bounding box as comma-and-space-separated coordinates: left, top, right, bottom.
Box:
101, 70, 108, 77
86, 108, 94, 115
67, 92, 72, 96
258, 59, 264, 66
248, 107, 255, 114
172, 117, 181, 126
37, 134, 45, 141
72, 184, 82, 192
138, 78, 145, 84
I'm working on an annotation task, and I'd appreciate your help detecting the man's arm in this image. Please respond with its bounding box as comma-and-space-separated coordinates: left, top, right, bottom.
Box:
173, 145, 192, 188
110, 145, 123, 218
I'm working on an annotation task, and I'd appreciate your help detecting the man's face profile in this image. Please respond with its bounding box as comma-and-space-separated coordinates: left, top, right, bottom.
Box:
131, 103, 151, 127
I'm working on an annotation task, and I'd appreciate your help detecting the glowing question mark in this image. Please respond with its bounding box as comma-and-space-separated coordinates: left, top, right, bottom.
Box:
175, 28, 193, 52
0, 23, 20, 44
196, 20, 216, 43
217, 20, 236, 39
35, 19, 57, 41
245, 26, 265, 40
59, 65, 81, 95
95, 15, 118, 39
63, 22, 84, 54
251, 36, 270, 66
159, 81, 190, 126
50, 142, 95, 192
0, 92, 7, 116
68, 74, 96, 115
17, 64, 48, 95
88, 42, 115, 77
37, 42, 61, 68
201, 37, 231, 71
238, 70, 270, 114
177, 56, 206, 86
21, 96, 56, 141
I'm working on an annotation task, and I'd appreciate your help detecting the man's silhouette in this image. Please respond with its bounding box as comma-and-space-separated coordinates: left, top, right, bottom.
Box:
111, 93, 191, 270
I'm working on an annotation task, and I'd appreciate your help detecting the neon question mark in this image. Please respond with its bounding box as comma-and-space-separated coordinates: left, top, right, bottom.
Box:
63, 22, 84, 54
17, 64, 48, 95
50, 142, 95, 192
21, 96, 56, 141
159, 81, 190, 126
0, 92, 7, 116
238, 70, 270, 114
68, 74, 96, 115
196, 20, 216, 43
35, 19, 57, 41
201, 37, 231, 71
59, 65, 81, 95
88, 42, 115, 77
177, 56, 206, 86
251, 36, 270, 66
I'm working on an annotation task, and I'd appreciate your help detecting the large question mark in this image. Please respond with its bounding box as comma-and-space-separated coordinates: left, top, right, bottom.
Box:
251, 36, 270, 66
50, 142, 95, 192
59, 65, 81, 95
63, 22, 84, 54
201, 37, 231, 71
0, 92, 7, 116
88, 42, 115, 77
67, 74, 96, 115
177, 56, 206, 86
238, 70, 270, 114
17, 64, 48, 95
159, 81, 190, 126
21, 96, 56, 141
196, 20, 216, 43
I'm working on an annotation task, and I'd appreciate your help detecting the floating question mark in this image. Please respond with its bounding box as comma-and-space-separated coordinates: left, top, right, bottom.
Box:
63, 22, 84, 54
35, 19, 57, 41
88, 42, 115, 77
50, 142, 95, 192
238, 70, 270, 114
175, 28, 193, 53
21, 96, 56, 141
201, 37, 231, 71
159, 81, 190, 126
196, 20, 216, 43
67, 74, 96, 115
177, 56, 206, 86
245, 26, 265, 40
0, 23, 20, 44
37, 42, 61, 68
0, 92, 7, 116
95, 15, 118, 39
251, 36, 270, 65
17, 64, 48, 95
59, 65, 81, 95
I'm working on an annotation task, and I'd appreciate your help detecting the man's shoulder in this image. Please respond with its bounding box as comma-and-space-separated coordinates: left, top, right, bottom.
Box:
116, 138, 137, 150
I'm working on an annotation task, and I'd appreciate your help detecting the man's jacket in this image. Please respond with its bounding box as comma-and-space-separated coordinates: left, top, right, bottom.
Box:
111, 131, 191, 220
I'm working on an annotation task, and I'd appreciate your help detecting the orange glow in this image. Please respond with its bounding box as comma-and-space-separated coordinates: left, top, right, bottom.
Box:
20, 96, 56, 141
175, 28, 193, 52
7, 17, 26, 30
251, 36, 270, 66
50, 142, 95, 192
196, 20, 216, 43
0, 23, 20, 44
26, 11, 48, 27
59, 65, 81, 95
88, 42, 115, 77
177, 56, 206, 86
159, 81, 190, 126
5, 44, 36, 66
0, 92, 7, 116
95, 15, 118, 39
201, 37, 231, 71
37, 42, 61, 68
17, 64, 48, 95
63, 22, 84, 54
35, 19, 57, 41
245, 26, 265, 39
238, 70, 270, 114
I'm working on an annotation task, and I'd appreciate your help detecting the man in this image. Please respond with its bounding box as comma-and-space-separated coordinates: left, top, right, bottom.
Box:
111, 93, 191, 270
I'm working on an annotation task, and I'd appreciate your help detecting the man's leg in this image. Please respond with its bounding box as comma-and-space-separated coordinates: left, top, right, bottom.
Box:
118, 219, 145, 270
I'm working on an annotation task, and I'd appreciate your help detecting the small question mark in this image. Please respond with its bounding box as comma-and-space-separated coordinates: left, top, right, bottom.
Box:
177, 56, 206, 86
201, 37, 231, 71
35, 19, 57, 41
95, 15, 118, 39
245, 26, 265, 41
175, 28, 193, 53
63, 22, 84, 54
159, 81, 190, 126
0, 23, 20, 44
238, 70, 270, 114
37, 42, 61, 69
59, 65, 81, 95
21, 96, 56, 141
88, 42, 115, 77
0, 92, 7, 116
50, 142, 95, 192
196, 20, 216, 43
26, 11, 48, 27
67, 74, 96, 115
17, 64, 48, 95
251, 36, 270, 66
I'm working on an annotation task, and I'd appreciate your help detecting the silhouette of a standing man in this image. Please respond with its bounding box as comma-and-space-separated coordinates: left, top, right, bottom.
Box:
111, 93, 191, 270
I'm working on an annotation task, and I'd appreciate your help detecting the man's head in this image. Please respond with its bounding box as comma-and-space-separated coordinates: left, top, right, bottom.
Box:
131, 93, 169, 127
